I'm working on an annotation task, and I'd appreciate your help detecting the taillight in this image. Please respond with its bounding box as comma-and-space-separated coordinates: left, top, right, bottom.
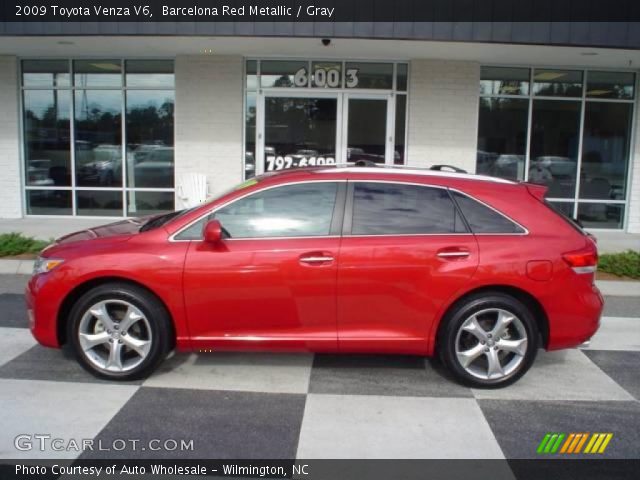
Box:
563, 247, 598, 274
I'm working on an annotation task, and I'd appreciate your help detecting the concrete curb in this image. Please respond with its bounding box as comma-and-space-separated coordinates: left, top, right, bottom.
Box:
0, 259, 637, 296
0, 259, 34, 275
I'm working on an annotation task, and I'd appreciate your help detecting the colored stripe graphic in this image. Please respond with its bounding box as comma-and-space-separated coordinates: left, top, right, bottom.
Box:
538, 433, 613, 454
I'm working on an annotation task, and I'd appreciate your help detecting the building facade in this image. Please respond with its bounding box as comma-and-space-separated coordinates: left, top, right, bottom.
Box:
1, 22, 640, 232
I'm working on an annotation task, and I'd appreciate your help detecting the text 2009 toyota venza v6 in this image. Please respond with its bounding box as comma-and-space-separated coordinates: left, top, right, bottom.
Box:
26, 166, 603, 388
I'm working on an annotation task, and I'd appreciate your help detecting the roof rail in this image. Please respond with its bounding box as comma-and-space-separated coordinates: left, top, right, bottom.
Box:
335, 161, 468, 174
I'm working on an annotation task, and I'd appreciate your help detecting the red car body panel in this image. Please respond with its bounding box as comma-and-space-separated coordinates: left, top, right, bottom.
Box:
26, 167, 603, 356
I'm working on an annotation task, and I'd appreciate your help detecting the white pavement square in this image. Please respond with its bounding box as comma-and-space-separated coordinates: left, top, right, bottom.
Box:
0, 327, 36, 367
583, 316, 640, 351
472, 349, 635, 401
296, 395, 505, 459
0, 378, 139, 459
143, 352, 313, 394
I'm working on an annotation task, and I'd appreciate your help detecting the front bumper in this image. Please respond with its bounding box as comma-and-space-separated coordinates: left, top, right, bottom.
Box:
26, 274, 62, 348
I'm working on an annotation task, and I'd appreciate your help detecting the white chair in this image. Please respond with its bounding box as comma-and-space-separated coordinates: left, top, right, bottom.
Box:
177, 173, 209, 209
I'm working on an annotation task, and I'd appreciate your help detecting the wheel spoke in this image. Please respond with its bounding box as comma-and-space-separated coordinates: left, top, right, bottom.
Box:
462, 316, 489, 342
89, 302, 115, 331
456, 343, 485, 368
119, 306, 143, 333
78, 331, 110, 351
497, 338, 527, 357
491, 310, 514, 338
121, 335, 151, 358
105, 341, 124, 371
485, 349, 505, 379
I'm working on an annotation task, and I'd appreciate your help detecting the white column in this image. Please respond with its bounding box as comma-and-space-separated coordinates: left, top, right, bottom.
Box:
174, 55, 244, 208
406, 59, 480, 174
0, 56, 23, 218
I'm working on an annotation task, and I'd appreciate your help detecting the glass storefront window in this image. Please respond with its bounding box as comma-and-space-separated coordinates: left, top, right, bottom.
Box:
578, 203, 625, 229
126, 90, 175, 188
22, 59, 175, 217
395, 95, 407, 165
26, 190, 72, 216
345, 62, 393, 89
127, 191, 174, 216
311, 62, 342, 89
23, 60, 70, 88
480, 67, 529, 96
260, 60, 308, 88
246, 60, 258, 90
477, 66, 635, 229
530, 100, 581, 198
23, 89, 71, 187
587, 71, 635, 100
533, 69, 583, 97
74, 60, 122, 88
477, 98, 528, 180
74, 90, 123, 187
245, 92, 256, 178
396, 64, 408, 92
580, 102, 632, 200
125, 60, 174, 88
76, 190, 123, 217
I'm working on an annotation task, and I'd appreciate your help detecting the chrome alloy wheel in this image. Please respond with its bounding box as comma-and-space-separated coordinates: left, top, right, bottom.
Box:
78, 300, 152, 373
454, 308, 528, 380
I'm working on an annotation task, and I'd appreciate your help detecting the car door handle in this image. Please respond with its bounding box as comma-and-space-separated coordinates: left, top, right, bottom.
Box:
437, 248, 470, 259
299, 252, 334, 264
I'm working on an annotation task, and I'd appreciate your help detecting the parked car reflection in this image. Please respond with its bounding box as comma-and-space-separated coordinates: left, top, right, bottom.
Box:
76, 143, 122, 186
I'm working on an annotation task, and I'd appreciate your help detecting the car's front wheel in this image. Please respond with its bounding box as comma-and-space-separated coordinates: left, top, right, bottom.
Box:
438, 292, 539, 388
68, 283, 172, 380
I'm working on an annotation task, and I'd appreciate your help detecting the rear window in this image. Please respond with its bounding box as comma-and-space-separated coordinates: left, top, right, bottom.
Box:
451, 191, 525, 234
351, 183, 468, 235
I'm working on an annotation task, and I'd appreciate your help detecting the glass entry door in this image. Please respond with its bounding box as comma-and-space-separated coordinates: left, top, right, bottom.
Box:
343, 94, 393, 165
256, 92, 394, 174
259, 93, 340, 174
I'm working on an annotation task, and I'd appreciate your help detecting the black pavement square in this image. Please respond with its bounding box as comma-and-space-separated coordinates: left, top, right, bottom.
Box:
82, 387, 307, 459
309, 354, 473, 397
479, 400, 640, 459
0, 293, 28, 328
583, 350, 640, 401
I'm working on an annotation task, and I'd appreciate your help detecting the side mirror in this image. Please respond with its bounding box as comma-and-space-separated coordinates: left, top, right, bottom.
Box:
203, 219, 223, 244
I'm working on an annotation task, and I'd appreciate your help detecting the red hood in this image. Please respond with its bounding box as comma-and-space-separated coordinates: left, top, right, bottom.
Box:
55, 217, 151, 244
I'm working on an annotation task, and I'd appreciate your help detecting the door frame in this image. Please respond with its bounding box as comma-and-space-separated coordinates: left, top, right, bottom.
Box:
256, 90, 397, 175
340, 92, 395, 165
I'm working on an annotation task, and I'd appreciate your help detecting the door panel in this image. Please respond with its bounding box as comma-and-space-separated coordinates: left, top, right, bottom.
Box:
337, 235, 478, 354
184, 237, 340, 351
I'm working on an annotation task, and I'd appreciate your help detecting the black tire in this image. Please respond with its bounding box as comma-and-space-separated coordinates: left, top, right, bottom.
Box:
438, 292, 539, 388
68, 282, 172, 380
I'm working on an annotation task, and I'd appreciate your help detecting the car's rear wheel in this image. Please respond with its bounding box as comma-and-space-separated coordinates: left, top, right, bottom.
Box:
438, 292, 539, 388
68, 283, 172, 380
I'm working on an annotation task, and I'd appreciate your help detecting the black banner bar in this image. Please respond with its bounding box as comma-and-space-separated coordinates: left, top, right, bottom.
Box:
2, 0, 640, 23
1, 459, 639, 480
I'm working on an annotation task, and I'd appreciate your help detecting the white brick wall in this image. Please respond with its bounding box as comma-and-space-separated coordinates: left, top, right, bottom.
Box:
406, 60, 480, 173
0, 56, 22, 218
175, 55, 244, 207
627, 102, 640, 233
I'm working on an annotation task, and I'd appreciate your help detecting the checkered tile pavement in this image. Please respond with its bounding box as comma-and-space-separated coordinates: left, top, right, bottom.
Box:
0, 279, 638, 461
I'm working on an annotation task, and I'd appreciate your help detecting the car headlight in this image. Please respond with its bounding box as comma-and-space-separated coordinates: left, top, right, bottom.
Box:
33, 257, 64, 276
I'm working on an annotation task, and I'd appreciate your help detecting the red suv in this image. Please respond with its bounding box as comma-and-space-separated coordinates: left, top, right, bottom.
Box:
26, 166, 603, 388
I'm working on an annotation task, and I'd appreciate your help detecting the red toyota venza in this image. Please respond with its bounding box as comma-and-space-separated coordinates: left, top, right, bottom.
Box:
26, 166, 603, 388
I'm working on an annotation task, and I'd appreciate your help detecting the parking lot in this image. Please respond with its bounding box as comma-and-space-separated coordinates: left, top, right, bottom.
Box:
1, 274, 639, 461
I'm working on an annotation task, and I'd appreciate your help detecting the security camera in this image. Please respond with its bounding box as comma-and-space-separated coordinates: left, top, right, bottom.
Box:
321, 38, 331, 46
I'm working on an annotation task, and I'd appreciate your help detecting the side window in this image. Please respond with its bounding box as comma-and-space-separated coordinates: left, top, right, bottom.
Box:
177, 182, 338, 240
451, 191, 525, 234
351, 182, 468, 235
